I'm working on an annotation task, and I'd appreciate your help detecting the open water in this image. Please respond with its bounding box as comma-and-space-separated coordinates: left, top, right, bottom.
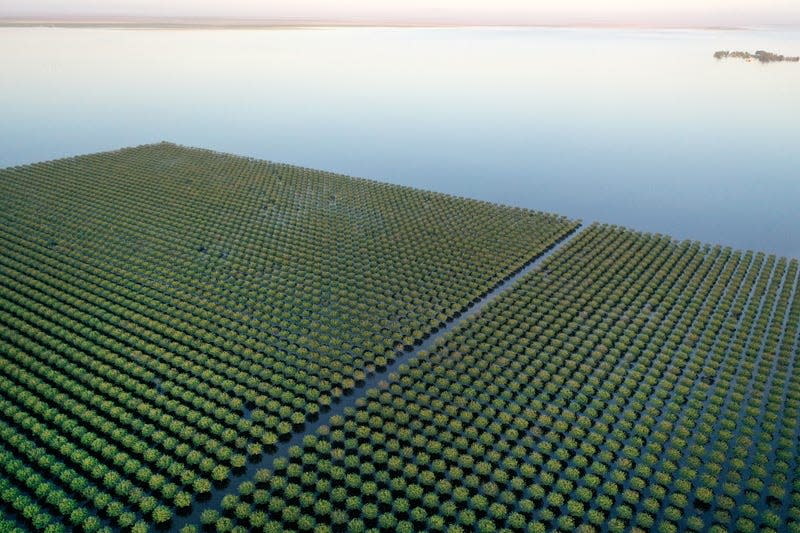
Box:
1, 26, 798, 256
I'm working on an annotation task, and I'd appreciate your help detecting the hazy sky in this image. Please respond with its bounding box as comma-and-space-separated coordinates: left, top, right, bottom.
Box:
2, 0, 799, 26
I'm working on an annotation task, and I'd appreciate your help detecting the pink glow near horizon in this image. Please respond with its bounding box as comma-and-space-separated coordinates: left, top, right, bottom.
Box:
2, 0, 800, 26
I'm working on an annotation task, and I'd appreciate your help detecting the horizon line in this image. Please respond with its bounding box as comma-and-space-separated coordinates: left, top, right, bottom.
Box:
2, 16, 795, 31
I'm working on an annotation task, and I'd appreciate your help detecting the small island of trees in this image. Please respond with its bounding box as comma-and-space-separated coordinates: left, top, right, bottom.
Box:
714, 50, 800, 62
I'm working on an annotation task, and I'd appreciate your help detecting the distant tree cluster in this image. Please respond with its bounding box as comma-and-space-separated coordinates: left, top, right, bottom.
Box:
714, 50, 800, 62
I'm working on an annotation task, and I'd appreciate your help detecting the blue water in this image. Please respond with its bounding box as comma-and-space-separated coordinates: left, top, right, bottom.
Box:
1, 26, 798, 256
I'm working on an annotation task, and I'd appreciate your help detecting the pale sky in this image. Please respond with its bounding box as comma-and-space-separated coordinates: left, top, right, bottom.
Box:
2, 0, 799, 26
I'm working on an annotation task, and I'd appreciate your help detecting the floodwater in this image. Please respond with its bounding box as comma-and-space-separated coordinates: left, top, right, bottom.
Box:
1, 26, 798, 256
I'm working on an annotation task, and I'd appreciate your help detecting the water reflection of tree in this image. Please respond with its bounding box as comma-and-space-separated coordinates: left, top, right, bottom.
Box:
714, 50, 800, 62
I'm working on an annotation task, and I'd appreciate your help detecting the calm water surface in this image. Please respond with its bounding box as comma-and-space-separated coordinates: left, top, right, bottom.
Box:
1, 27, 798, 256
